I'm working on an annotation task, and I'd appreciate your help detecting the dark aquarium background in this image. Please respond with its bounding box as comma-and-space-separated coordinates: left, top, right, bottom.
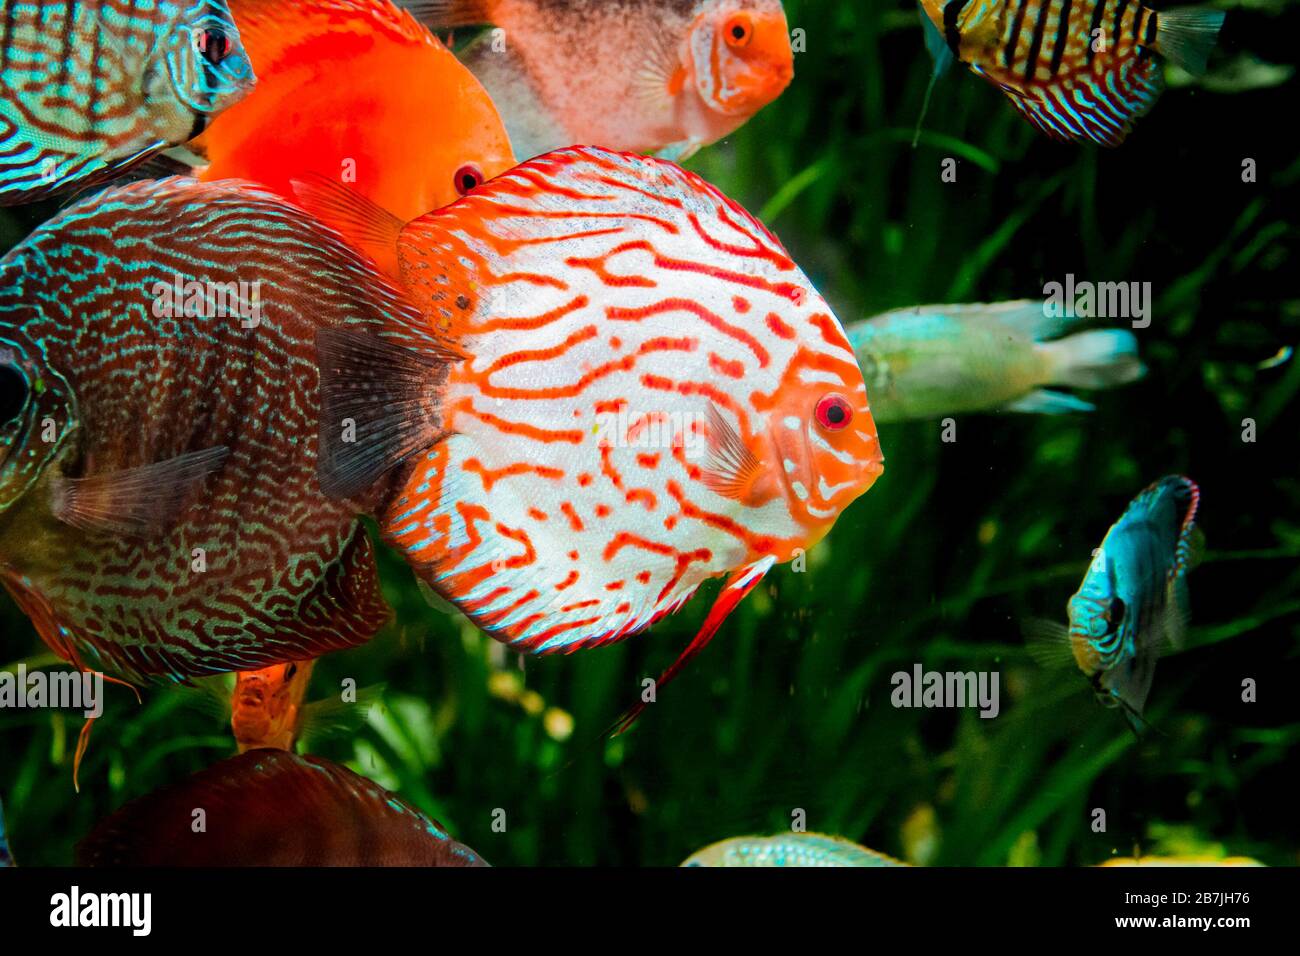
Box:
2, 0, 1297, 866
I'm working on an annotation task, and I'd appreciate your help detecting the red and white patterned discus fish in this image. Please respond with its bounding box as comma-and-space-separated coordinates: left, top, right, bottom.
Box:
298, 147, 884, 726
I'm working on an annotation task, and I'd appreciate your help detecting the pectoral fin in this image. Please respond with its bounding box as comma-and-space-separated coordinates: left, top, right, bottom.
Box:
50, 446, 230, 538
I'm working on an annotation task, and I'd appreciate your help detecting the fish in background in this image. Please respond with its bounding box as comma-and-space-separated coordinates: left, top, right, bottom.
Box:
76, 749, 488, 866
0, 796, 12, 866
683, 833, 908, 867
292, 146, 884, 730
231, 660, 317, 752
0, 178, 451, 698
916, 0, 1226, 147
403, 0, 795, 161
194, 0, 515, 224
0, 0, 254, 204
847, 301, 1145, 423
1099, 854, 1263, 866
1027, 476, 1202, 731
181, 658, 384, 752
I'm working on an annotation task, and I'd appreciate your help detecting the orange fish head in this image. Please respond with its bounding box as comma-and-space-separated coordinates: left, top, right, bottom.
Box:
0, 343, 74, 517
752, 347, 884, 550
231, 661, 311, 751
692, 0, 795, 117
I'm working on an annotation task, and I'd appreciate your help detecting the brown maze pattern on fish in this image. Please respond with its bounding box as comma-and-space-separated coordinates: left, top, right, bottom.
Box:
0, 0, 214, 200
0, 177, 431, 682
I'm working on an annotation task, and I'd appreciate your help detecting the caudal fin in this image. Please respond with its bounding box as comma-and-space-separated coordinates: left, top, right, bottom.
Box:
1039, 329, 1146, 390
1156, 8, 1227, 77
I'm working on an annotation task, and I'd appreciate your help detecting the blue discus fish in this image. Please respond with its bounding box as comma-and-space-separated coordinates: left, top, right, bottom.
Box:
0, 0, 255, 204
1028, 475, 1202, 730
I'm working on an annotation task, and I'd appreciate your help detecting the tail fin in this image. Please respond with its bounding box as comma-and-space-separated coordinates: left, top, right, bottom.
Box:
1156, 8, 1226, 76
1039, 329, 1146, 390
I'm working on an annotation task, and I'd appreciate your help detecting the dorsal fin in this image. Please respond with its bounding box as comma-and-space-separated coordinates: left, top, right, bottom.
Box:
291, 175, 407, 280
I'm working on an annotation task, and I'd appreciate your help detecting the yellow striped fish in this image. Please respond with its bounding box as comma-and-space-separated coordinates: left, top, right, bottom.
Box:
917, 0, 1225, 146
0, 0, 254, 204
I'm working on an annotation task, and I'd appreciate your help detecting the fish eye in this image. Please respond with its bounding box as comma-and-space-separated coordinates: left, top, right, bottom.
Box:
198, 28, 231, 66
454, 164, 485, 196
0, 365, 28, 426
814, 393, 852, 432
723, 13, 754, 48
285, 663, 298, 680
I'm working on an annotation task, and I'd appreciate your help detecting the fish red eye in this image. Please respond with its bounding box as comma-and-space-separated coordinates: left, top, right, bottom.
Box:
814, 394, 852, 432
454, 164, 484, 196
198, 29, 230, 65
723, 14, 754, 48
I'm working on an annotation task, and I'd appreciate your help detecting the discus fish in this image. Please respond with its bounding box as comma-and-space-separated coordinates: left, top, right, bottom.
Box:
1027, 475, 1201, 730
917, 0, 1225, 146
848, 301, 1145, 422
0, 177, 447, 689
0, 0, 254, 204
294, 146, 884, 729
195, 0, 515, 223
404, 0, 795, 161
76, 749, 488, 866
683, 833, 908, 867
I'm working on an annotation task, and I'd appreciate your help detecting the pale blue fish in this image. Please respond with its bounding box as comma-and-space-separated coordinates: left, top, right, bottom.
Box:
847, 300, 1145, 423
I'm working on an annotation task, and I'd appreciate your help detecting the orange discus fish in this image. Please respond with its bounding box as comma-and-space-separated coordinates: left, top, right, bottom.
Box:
405, 0, 795, 161
195, 0, 516, 224
295, 146, 885, 727
231, 659, 317, 752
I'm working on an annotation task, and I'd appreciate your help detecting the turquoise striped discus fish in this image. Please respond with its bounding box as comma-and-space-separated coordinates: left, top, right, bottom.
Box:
683, 833, 909, 867
918, 0, 1225, 146
1028, 475, 1201, 731
0, 0, 254, 204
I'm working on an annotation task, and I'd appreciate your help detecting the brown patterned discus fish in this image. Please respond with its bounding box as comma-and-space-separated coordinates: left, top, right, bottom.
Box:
0, 176, 450, 686
0, 0, 255, 204
76, 749, 489, 866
